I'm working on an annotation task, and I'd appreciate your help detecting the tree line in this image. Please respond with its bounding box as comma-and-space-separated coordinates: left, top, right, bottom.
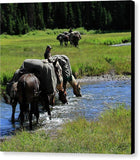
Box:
0, 1, 133, 35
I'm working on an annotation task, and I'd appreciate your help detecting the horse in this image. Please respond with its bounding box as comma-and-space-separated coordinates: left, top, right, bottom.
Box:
51, 55, 82, 97
57, 33, 69, 46
5, 74, 40, 129
5, 74, 56, 128
57, 33, 64, 46
8, 58, 67, 104
69, 31, 81, 47
17, 73, 40, 130
5, 59, 67, 127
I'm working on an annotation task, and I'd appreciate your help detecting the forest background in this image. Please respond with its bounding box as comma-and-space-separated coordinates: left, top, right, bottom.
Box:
0, 1, 133, 35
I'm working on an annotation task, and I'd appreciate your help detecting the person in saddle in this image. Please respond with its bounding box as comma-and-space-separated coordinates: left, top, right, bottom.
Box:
44, 45, 52, 59
69, 27, 73, 33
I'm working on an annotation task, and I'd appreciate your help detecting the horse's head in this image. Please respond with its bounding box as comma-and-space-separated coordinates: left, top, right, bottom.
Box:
73, 82, 82, 97
6, 81, 17, 98
6, 82, 13, 96
5, 81, 18, 104
69, 75, 82, 97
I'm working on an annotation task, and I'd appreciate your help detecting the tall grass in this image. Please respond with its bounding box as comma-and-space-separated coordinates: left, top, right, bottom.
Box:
0, 105, 131, 154
0, 28, 131, 85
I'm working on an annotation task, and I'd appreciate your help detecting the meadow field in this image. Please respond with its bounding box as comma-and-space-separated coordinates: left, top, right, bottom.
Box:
0, 105, 131, 154
0, 28, 131, 86
0, 29, 132, 153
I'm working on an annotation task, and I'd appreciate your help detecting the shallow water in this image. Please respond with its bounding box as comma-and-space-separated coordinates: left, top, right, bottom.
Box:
111, 42, 131, 47
0, 79, 131, 137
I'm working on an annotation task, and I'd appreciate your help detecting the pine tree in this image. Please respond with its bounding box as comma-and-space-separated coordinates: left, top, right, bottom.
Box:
46, 3, 54, 28
67, 3, 75, 28
73, 2, 82, 28
7, 4, 17, 34
27, 3, 35, 29
22, 17, 30, 34
0, 1, 132, 34
106, 11, 112, 30
16, 17, 23, 34
35, 3, 45, 29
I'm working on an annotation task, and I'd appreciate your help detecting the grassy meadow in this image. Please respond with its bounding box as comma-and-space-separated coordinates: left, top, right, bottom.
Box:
0, 105, 131, 154
0, 28, 131, 86
0, 29, 132, 153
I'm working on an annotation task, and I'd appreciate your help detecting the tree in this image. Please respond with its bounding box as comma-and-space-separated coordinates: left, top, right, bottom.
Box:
46, 3, 54, 28
54, 2, 68, 28
0, 1, 132, 35
72, 2, 82, 28
67, 3, 75, 28
27, 3, 36, 29
35, 3, 45, 29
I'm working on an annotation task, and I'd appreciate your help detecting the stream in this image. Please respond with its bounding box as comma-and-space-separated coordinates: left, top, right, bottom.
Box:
0, 79, 131, 137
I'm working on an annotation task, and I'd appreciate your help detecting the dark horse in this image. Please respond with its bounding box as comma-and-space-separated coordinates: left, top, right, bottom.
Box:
14, 73, 40, 130
5, 73, 61, 129
5, 59, 67, 129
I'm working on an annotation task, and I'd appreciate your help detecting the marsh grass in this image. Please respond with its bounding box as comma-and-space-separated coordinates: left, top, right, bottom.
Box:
0, 105, 131, 154
0, 28, 131, 84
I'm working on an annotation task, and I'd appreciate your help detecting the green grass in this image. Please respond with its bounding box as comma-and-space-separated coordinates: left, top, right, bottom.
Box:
0, 105, 131, 154
0, 28, 131, 85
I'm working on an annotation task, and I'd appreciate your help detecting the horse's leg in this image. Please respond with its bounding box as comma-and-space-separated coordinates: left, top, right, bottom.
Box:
34, 100, 39, 124
45, 97, 51, 120
11, 100, 17, 123
50, 94, 55, 106
29, 103, 33, 130
60, 40, 62, 46
20, 103, 24, 127
65, 41, 67, 46
47, 105, 51, 120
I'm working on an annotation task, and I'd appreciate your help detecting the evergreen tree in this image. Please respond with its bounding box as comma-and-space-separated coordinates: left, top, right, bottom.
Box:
46, 3, 54, 28
54, 2, 67, 28
35, 3, 45, 29
73, 2, 82, 28
0, 1, 133, 34
22, 17, 30, 34
27, 3, 36, 29
106, 11, 112, 29
16, 17, 23, 34
67, 3, 75, 28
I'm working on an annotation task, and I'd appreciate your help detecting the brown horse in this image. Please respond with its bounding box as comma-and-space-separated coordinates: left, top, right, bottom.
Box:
5, 59, 67, 128
5, 74, 56, 127
17, 73, 40, 129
